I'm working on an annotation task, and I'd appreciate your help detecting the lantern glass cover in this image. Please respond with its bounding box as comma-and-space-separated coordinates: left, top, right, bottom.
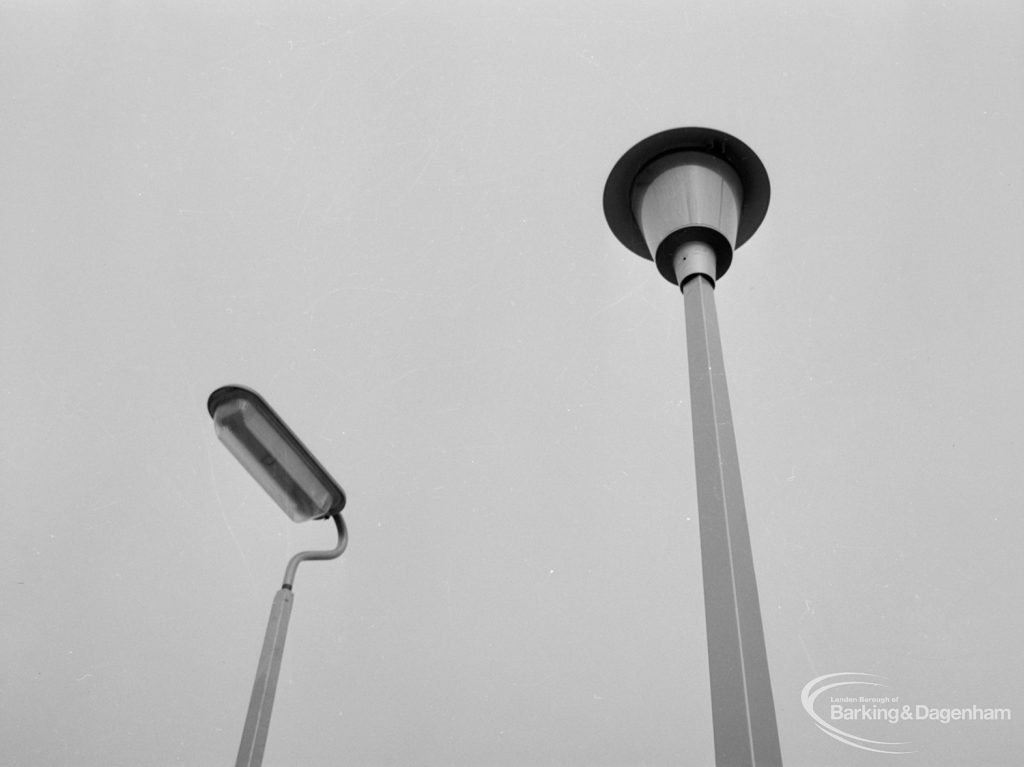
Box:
210, 388, 345, 523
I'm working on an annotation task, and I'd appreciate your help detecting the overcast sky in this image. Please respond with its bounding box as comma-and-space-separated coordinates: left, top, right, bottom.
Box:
2, 2, 1022, 765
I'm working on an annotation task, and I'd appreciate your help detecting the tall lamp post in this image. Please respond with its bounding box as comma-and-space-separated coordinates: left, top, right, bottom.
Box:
207, 385, 349, 767
604, 128, 781, 766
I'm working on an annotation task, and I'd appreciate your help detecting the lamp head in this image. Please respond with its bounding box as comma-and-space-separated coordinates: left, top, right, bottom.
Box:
603, 127, 770, 286
207, 385, 346, 523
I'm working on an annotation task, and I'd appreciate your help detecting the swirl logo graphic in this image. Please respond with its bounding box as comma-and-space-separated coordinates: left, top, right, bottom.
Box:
801, 672, 915, 754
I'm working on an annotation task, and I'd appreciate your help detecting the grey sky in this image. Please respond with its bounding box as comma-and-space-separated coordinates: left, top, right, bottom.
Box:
2, 2, 1022, 765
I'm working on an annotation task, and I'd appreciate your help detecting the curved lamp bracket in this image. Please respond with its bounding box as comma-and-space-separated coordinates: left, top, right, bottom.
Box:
282, 512, 348, 589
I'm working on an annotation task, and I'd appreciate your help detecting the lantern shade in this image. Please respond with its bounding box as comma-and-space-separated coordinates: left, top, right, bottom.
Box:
208, 386, 346, 523
603, 127, 770, 284
632, 152, 743, 284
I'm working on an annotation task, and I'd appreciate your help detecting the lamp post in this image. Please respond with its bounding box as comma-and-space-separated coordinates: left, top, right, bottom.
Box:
604, 128, 781, 766
207, 385, 349, 767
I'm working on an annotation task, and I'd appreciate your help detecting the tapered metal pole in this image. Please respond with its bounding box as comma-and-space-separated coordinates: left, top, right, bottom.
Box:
236, 588, 293, 767
683, 269, 782, 767
235, 513, 348, 767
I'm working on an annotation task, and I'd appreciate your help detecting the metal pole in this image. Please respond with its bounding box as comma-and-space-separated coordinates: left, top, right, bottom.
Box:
236, 588, 293, 767
682, 269, 782, 767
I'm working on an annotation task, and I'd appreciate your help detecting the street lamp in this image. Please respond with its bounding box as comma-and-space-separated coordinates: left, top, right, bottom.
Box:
604, 128, 781, 767
207, 385, 349, 767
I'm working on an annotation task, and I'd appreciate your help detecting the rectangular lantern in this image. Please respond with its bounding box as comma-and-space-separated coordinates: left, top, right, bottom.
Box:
208, 386, 346, 522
